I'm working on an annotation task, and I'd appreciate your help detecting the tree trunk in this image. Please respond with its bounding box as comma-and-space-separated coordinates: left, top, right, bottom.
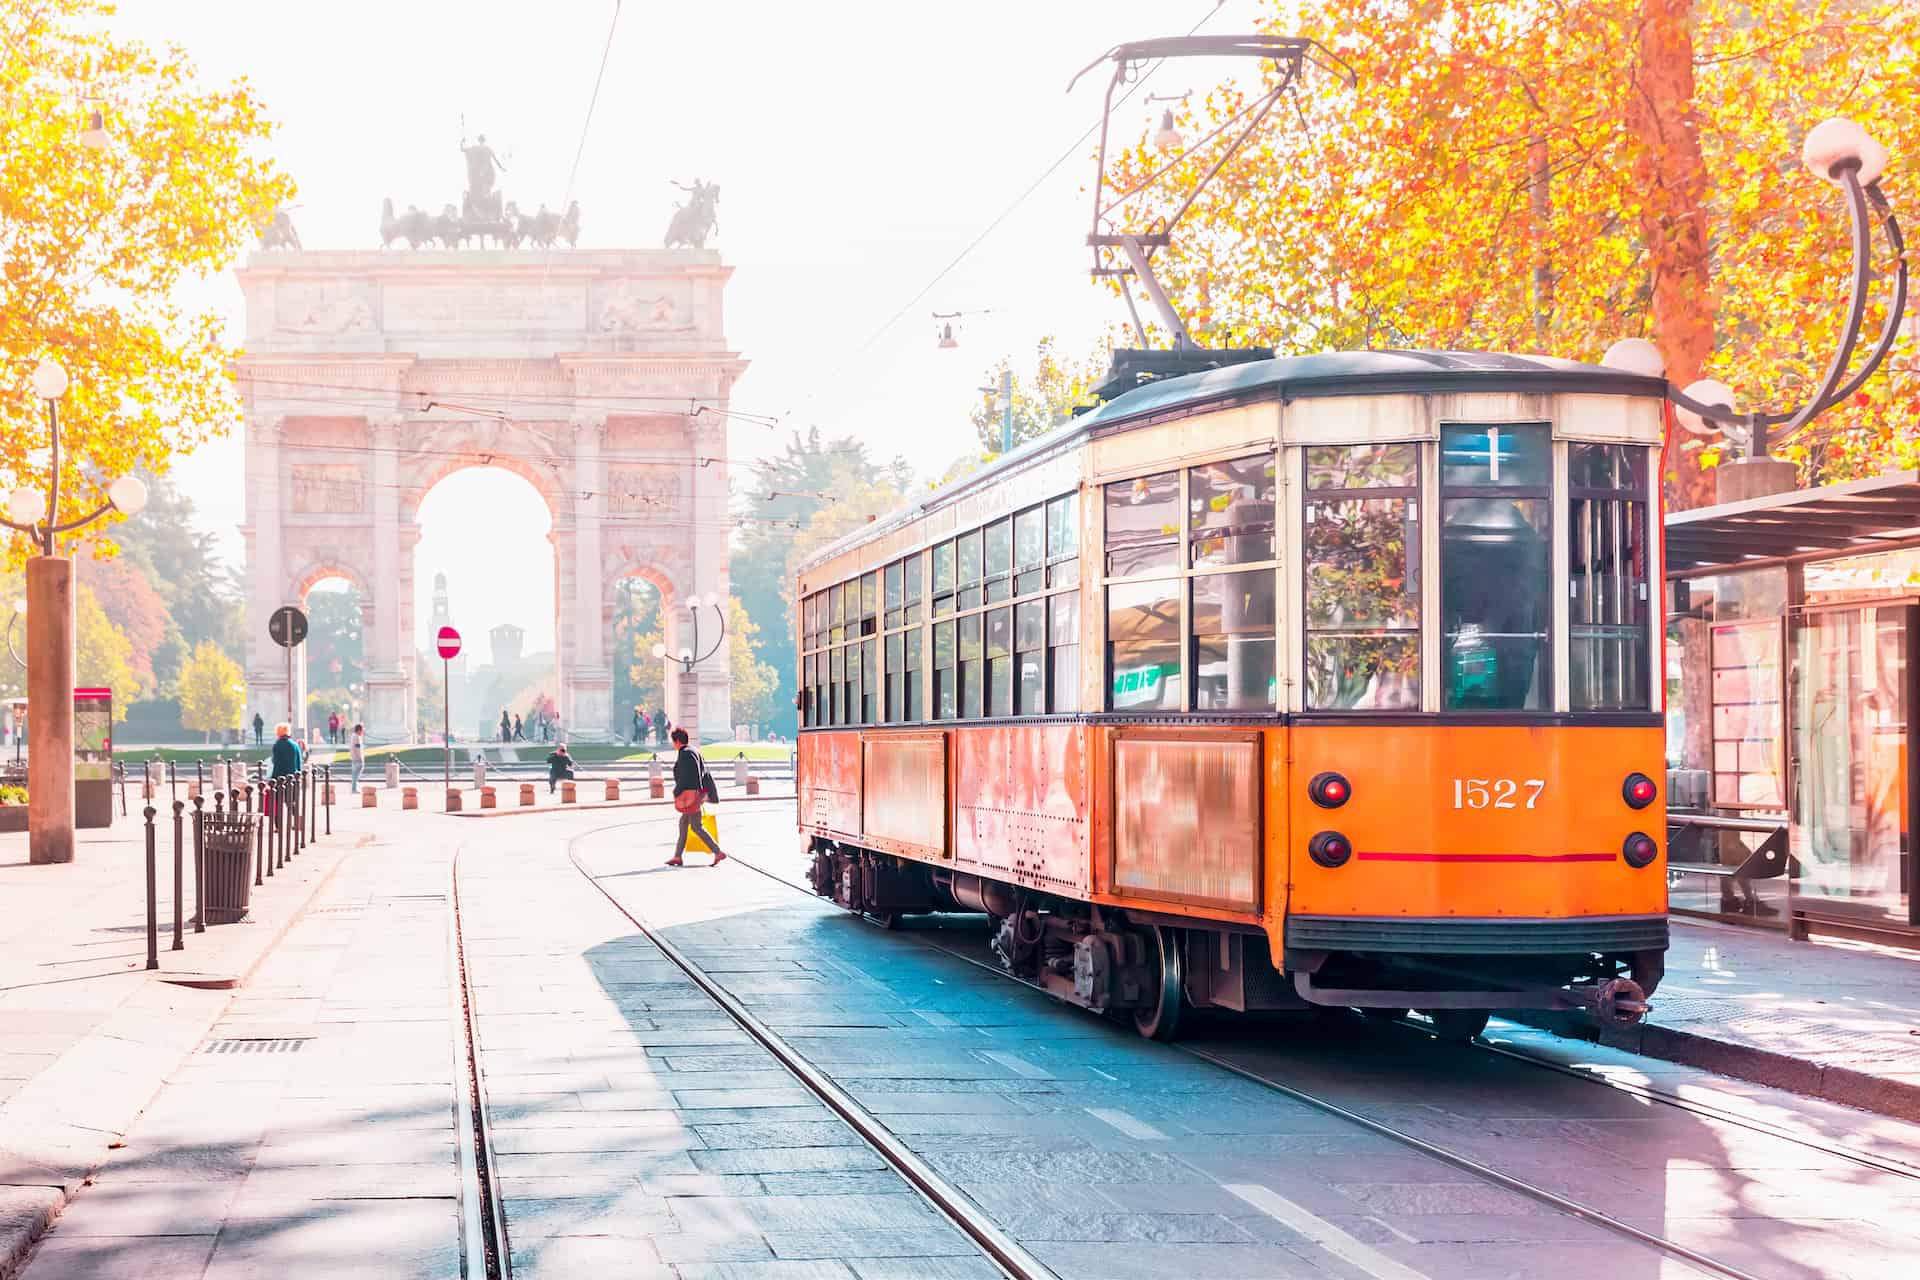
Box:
1629, 0, 1717, 512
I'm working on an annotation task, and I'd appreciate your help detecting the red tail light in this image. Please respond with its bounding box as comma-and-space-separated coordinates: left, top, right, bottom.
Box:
1309, 831, 1353, 868
1622, 832, 1659, 868
1308, 771, 1351, 808
1622, 773, 1658, 809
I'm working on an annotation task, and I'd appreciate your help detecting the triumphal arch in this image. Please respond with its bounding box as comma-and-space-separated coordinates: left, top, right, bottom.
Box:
236, 172, 743, 743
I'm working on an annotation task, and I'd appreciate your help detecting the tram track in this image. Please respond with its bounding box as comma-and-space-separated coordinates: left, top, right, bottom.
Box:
448, 850, 512, 1279
622, 805, 1920, 1280
556, 821, 1058, 1280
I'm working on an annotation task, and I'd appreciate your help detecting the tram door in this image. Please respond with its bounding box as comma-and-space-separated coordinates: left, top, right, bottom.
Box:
1790, 603, 1917, 932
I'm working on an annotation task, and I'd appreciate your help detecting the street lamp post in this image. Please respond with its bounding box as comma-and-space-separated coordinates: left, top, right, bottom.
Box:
652, 595, 726, 736
0, 358, 150, 864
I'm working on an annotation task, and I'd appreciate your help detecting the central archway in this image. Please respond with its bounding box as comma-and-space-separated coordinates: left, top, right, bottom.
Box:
412, 466, 558, 744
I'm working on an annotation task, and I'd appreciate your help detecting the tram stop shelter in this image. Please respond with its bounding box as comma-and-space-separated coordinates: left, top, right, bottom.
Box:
1665, 468, 1920, 945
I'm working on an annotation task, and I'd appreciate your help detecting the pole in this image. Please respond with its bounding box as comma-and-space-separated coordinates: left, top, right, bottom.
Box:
443, 655, 451, 812
191, 794, 205, 933
170, 799, 184, 951
284, 635, 293, 740
143, 804, 158, 971
1000, 366, 1014, 455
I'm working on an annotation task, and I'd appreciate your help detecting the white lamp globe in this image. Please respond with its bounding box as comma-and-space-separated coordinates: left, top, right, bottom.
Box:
1601, 338, 1666, 379
1676, 379, 1737, 437
678, 647, 693, 664
685, 594, 703, 611
1802, 117, 1889, 187
7, 486, 47, 526
107, 474, 148, 516
650, 642, 668, 660
31, 358, 69, 401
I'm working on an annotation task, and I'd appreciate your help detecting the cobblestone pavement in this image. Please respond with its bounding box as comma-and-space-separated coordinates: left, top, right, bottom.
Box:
574, 805, 1920, 1280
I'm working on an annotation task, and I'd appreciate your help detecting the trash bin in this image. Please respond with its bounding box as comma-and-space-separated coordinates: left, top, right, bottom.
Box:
202, 810, 256, 923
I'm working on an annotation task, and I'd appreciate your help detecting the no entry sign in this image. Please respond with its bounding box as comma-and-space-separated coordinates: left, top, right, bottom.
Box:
436, 625, 462, 660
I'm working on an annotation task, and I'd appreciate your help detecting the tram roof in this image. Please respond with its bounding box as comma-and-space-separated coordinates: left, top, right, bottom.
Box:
800, 349, 1664, 574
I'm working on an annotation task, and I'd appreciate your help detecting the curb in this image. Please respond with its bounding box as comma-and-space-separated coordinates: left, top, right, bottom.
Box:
1507, 1009, 1920, 1124
0, 836, 362, 1280
442, 793, 796, 819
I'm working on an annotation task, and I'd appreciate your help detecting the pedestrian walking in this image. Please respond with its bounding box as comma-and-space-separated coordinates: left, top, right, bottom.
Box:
665, 728, 724, 866
253, 712, 265, 745
653, 707, 669, 746
631, 708, 643, 745
499, 709, 511, 743
546, 743, 574, 794
512, 713, 524, 742
327, 711, 340, 745
349, 723, 366, 790
267, 721, 304, 831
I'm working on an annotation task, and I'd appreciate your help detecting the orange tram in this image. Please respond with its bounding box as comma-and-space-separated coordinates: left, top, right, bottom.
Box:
793, 351, 1668, 1041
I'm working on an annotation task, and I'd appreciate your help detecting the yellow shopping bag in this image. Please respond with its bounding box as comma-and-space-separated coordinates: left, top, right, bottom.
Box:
698, 810, 719, 851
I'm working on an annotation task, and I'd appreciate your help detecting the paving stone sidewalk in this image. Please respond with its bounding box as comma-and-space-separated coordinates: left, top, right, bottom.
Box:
1523, 917, 1920, 1119
0, 794, 364, 1278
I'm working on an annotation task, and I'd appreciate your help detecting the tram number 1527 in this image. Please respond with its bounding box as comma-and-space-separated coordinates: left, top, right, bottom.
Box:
1452, 778, 1546, 810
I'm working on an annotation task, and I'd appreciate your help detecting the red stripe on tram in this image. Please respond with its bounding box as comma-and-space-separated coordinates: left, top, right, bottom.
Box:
1356, 851, 1617, 864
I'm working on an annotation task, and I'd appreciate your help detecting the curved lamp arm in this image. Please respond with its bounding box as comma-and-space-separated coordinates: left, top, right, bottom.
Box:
1666, 122, 1908, 458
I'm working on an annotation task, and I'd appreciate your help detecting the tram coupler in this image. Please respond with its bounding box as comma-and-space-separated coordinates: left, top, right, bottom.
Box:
1558, 977, 1650, 1026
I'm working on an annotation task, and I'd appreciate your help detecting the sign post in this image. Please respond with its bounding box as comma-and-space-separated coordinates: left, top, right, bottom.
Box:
436, 626, 462, 812
268, 606, 309, 738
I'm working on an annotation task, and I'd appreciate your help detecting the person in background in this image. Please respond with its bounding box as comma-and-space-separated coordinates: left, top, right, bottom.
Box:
252, 712, 265, 746
349, 722, 366, 790
267, 721, 304, 831
326, 710, 339, 745
631, 707, 644, 745
665, 727, 724, 867
546, 742, 574, 794
512, 713, 524, 742
499, 709, 511, 743
653, 707, 670, 746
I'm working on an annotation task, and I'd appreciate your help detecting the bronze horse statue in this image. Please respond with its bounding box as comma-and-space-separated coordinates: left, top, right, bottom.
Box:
664, 180, 718, 248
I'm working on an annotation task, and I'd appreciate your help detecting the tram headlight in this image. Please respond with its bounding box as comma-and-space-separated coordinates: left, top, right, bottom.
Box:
1308, 831, 1353, 868
1622, 772, 1658, 809
1308, 771, 1351, 808
1621, 832, 1659, 868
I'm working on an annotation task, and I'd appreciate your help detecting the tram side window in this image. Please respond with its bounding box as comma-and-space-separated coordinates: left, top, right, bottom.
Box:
1304, 443, 1421, 711
1190, 456, 1276, 566
959, 614, 984, 718
986, 607, 1013, 717
902, 618, 921, 720
844, 640, 862, 725
957, 531, 983, 612
1193, 570, 1276, 710
903, 553, 923, 623
985, 519, 1013, 604
933, 620, 957, 719
1440, 423, 1552, 710
1014, 600, 1046, 714
1050, 592, 1081, 712
861, 637, 877, 723
860, 572, 879, 636
1108, 578, 1182, 710
829, 645, 844, 726
932, 541, 956, 616
1569, 443, 1650, 710
1014, 507, 1045, 597
1047, 493, 1080, 588
1106, 472, 1179, 576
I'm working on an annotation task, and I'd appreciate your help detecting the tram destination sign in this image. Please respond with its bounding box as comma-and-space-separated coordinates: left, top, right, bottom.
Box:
268, 605, 309, 649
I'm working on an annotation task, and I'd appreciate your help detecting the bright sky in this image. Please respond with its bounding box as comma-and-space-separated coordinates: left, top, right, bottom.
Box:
112, 0, 1259, 658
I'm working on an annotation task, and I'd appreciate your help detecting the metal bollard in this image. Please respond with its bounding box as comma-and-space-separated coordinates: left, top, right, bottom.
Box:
248, 784, 263, 886
192, 795, 206, 934
118, 762, 128, 817
734, 754, 749, 789
386, 758, 400, 789
323, 765, 332, 836
169, 760, 177, 804
143, 804, 158, 971
308, 768, 318, 844
171, 800, 185, 951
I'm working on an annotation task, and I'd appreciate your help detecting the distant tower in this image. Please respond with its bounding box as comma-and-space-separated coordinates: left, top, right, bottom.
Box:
490, 622, 526, 668
430, 572, 452, 630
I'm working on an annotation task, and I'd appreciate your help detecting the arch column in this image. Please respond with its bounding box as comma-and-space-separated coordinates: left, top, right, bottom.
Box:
242, 416, 296, 733
560, 416, 613, 741
364, 417, 412, 742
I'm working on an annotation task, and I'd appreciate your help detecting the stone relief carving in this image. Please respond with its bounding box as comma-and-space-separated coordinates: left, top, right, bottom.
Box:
385, 282, 584, 332
290, 464, 367, 514
599, 282, 696, 333
606, 467, 680, 512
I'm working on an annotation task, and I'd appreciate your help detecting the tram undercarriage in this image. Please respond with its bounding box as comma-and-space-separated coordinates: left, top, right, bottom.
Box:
805, 839, 1661, 1043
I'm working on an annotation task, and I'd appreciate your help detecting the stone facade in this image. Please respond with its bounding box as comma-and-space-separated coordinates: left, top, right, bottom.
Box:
236, 249, 745, 743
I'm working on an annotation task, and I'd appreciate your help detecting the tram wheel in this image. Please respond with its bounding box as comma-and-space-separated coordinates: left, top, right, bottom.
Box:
1131, 925, 1184, 1042
1419, 1009, 1491, 1041
867, 911, 901, 930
